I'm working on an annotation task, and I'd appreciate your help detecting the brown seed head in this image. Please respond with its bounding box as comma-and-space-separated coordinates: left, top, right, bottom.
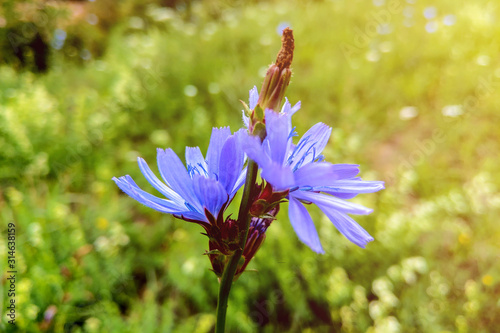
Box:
275, 27, 294, 71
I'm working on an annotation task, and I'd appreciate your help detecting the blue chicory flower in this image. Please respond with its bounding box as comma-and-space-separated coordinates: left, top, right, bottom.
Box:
243, 109, 385, 253
113, 127, 247, 224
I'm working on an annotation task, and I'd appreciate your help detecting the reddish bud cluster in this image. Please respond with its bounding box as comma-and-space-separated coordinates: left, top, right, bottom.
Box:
199, 181, 288, 278
205, 204, 279, 278
250, 182, 288, 217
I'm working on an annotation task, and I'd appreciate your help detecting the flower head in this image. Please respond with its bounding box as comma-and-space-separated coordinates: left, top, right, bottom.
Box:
113, 127, 246, 225
243, 109, 384, 253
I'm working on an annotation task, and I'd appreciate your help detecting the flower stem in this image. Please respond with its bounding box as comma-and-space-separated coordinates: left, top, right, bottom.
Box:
215, 159, 259, 333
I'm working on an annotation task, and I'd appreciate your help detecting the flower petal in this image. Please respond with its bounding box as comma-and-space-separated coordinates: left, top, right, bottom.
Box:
288, 123, 332, 170
318, 207, 374, 248
231, 131, 249, 194
330, 164, 361, 179
324, 192, 359, 199
281, 98, 291, 114
293, 191, 373, 215
241, 130, 294, 191
242, 110, 249, 128
185, 146, 209, 178
157, 148, 202, 212
218, 133, 244, 195
281, 98, 301, 116
206, 127, 232, 178
233, 166, 248, 195
289, 101, 301, 116
113, 176, 183, 213
249, 86, 259, 110
174, 211, 210, 222
288, 196, 324, 253
261, 162, 295, 191
313, 180, 385, 194
264, 110, 292, 165
137, 157, 184, 205
294, 162, 360, 187
192, 175, 228, 217
241, 132, 273, 170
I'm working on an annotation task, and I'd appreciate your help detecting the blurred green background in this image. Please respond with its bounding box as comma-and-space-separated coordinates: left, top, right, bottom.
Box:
1, 0, 499, 332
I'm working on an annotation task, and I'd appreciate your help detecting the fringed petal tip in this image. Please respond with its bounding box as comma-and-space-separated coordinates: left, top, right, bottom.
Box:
249, 86, 259, 110
358, 236, 375, 249
320, 207, 375, 248
242, 110, 249, 128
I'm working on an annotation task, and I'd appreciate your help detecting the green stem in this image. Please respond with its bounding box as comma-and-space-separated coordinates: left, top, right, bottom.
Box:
215, 159, 259, 333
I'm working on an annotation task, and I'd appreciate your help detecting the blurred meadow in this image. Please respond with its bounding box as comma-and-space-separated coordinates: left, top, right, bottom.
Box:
1, 0, 500, 332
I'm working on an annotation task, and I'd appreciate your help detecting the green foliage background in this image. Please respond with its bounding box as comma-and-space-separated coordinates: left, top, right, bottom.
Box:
1, 0, 500, 332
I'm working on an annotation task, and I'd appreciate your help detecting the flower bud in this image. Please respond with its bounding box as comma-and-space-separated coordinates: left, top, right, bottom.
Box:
205, 204, 280, 278
206, 217, 240, 277
249, 182, 289, 217
256, 27, 294, 112
257, 66, 292, 112
236, 206, 279, 276
248, 28, 295, 138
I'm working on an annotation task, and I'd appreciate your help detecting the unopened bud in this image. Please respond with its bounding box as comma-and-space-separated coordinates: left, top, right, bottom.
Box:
235, 206, 279, 276
249, 182, 289, 217
256, 27, 294, 112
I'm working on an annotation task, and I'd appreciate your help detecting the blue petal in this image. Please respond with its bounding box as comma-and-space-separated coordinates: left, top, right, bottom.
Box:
241, 129, 294, 191
288, 123, 332, 170
242, 110, 249, 128
313, 180, 385, 194
264, 109, 292, 165
330, 164, 361, 179
241, 132, 273, 170
316, 205, 374, 248
281, 98, 291, 113
294, 162, 360, 187
192, 175, 228, 217
185, 146, 209, 178
249, 86, 259, 110
325, 192, 359, 199
206, 127, 232, 179
113, 176, 183, 213
174, 210, 209, 222
261, 162, 295, 191
218, 133, 244, 195
137, 157, 184, 205
231, 131, 249, 194
289, 101, 301, 116
157, 148, 202, 212
288, 196, 324, 253
293, 191, 373, 215
281, 98, 301, 116
232, 166, 247, 195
